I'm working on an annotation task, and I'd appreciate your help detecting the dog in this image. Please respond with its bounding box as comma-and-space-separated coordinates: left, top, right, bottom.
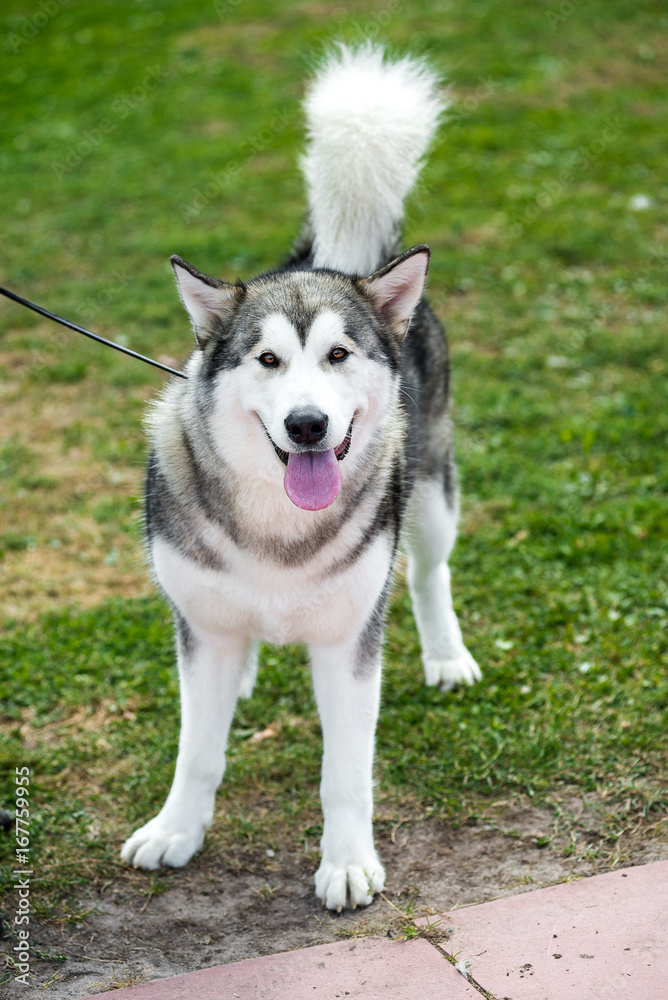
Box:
120, 44, 480, 911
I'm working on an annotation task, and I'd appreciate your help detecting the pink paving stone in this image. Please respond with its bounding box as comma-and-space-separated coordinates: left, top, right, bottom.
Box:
433, 860, 668, 1000
81, 936, 478, 999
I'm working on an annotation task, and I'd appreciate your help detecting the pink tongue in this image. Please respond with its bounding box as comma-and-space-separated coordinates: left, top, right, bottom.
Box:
284, 449, 342, 511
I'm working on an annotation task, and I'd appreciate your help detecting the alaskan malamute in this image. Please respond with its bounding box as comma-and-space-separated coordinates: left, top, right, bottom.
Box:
121, 44, 480, 911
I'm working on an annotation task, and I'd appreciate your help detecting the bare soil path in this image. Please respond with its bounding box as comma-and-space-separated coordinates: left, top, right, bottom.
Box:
7, 803, 666, 997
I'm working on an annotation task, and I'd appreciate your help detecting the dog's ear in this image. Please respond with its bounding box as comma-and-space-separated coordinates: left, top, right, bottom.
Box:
171, 255, 245, 349
357, 245, 430, 341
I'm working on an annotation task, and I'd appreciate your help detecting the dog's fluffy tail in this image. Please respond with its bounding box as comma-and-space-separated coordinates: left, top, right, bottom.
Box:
301, 44, 445, 276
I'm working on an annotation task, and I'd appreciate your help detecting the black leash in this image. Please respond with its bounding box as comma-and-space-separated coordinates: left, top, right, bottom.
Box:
0, 284, 188, 380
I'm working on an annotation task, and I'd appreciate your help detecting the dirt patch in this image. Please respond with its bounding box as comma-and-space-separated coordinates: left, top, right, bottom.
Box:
0, 339, 154, 622
3, 804, 665, 997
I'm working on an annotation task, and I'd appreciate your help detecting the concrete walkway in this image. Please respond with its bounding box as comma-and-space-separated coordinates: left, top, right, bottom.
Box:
82, 860, 668, 999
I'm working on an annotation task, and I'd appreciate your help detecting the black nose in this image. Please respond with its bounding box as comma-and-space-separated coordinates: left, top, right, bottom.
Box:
285, 409, 328, 445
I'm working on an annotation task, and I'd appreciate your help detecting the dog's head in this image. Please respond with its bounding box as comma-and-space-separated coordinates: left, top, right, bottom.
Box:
171, 247, 429, 511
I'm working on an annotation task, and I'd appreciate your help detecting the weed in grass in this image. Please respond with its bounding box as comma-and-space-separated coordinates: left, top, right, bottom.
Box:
88, 966, 151, 993
136, 873, 172, 913
376, 892, 423, 940
251, 883, 280, 901
31, 946, 67, 963
41, 972, 65, 988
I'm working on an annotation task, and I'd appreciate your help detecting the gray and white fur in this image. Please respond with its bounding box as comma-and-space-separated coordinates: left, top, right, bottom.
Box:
121, 44, 480, 911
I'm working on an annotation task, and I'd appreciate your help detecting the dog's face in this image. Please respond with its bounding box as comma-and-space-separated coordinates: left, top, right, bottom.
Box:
171, 248, 429, 510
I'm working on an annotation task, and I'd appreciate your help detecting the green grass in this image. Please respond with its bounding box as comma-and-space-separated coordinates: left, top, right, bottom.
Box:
1, 0, 667, 919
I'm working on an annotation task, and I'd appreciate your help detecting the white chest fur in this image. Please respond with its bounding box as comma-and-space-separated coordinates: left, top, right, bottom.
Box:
151, 528, 393, 647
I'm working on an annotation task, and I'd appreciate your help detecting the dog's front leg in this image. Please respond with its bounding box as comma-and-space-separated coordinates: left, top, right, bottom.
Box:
309, 634, 385, 911
121, 626, 247, 870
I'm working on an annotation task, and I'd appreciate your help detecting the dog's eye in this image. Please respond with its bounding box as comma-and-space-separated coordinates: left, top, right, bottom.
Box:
258, 352, 279, 367
329, 347, 348, 363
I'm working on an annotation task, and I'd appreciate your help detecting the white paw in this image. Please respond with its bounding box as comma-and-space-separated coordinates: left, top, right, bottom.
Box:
424, 647, 482, 691
120, 815, 205, 870
315, 856, 385, 911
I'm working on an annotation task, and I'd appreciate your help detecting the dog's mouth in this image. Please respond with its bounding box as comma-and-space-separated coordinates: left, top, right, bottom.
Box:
266, 419, 354, 512
270, 421, 353, 467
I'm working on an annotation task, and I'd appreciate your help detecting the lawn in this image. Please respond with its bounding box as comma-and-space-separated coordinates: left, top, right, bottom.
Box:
1, 0, 666, 939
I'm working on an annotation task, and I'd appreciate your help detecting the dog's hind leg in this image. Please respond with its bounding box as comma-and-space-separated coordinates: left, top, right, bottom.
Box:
121, 622, 248, 870
405, 477, 481, 690
238, 641, 259, 700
